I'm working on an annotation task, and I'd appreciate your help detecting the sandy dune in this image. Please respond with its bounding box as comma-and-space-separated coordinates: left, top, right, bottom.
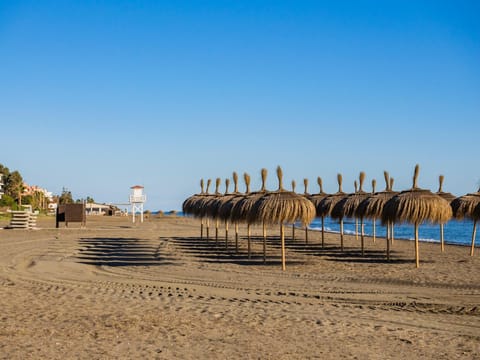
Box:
0, 215, 479, 359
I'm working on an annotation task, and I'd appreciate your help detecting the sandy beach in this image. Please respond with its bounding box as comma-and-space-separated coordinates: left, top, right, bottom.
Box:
0, 215, 479, 359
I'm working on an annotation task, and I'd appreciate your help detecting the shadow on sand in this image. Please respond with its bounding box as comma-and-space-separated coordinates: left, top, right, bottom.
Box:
76, 237, 174, 266
166, 233, 412, 266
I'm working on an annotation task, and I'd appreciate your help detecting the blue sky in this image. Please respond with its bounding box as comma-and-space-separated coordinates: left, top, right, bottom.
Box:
1, 1, 479, 210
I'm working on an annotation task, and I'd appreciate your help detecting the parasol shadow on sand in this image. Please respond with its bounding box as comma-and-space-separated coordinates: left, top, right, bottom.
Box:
451, 186, 480, 256
309, 177, 329, 248
249, 166, 315, 271
317, 174, 346, 250
436, 175, 456, 252
356, 171, 398, 260
382, 165, 452, 268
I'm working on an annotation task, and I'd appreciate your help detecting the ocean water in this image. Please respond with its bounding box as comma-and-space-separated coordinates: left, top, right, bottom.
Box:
308, 217, 476, 247
177, 212, 477, 247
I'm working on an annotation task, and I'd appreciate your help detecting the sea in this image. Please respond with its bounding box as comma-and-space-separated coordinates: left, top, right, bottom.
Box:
308, 217, 475, 247
174, 212, 476, 247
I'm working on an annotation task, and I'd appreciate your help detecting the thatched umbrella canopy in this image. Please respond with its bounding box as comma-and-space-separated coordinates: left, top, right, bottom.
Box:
436, 175, 456, 252
473, 202, 480, 220
474, 202, 480, 220
218, 173, 250, 253
198, 178, 223, 243
205, 178, 231, 219
332, 172, 371, 255
250, 166, 315, 271
382, 165, 452, 268
310, 177, 329, 248
451, 186, 480, 256
317, 174, 346, 249
182, 179, 212, 239
356, 171, 398, 259
230, 168, 269, 260
210, 173, 242, 249
182, 178, 205, 216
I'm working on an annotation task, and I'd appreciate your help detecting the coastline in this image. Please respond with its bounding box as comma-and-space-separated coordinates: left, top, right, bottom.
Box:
0, 215, 479, 359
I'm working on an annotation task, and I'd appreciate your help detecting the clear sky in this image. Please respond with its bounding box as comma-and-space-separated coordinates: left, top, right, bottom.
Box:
1, 1, 479, 211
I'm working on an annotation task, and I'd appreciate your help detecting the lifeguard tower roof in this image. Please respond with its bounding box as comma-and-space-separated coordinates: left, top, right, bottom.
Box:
130, 185, 144, 189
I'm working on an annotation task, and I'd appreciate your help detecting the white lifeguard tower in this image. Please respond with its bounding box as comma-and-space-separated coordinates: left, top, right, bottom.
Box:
129, 185, 146, 223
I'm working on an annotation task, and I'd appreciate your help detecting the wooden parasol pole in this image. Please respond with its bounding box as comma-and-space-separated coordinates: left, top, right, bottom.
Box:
415, 222, 420, 268
471, 220, 477, 256
386, 221, 391, 261
235, 223, 239, 253
206, 219, 210, 240
321, 216, 325, 248
225, 219, 229, 249
263, 222, 267, 263
440, 223, 445, 252
340, 219, 344, 252
361, 217, 365, 256
281, 223, 286, 271
247, 223, 251, 259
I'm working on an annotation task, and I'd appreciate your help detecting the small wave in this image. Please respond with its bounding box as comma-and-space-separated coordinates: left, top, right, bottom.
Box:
308, 226, 335, 232
406, 237, 439, 243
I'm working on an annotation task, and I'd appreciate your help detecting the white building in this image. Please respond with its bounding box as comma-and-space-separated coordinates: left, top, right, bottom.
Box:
85, 202, 117, 216
129, 185, 146, 223
0, 173, 3, 199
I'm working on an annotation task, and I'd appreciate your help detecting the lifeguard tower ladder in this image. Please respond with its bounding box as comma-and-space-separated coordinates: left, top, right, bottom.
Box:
129, 185, 146, 223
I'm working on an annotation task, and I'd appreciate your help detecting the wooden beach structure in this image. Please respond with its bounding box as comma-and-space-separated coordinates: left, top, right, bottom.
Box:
382, 165, 452, 268
249, 166, 315, 271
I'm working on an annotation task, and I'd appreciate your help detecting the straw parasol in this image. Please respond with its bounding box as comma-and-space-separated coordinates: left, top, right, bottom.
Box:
309, 177, 329, 248
199, 178, 223, 244
332, 172, 371, 255
182, 178, 205, 237
436, 175, 456, 252
218, 173, 250, 253
317, 174, 346, 250
249, 166, 315, 271
382, 165, 452, 268
474, 202, 480, 221
212, 173, 242, 249
356, 171, 398, 260
475, 202, 480, 216
451, 186, 480, 256
182, 179, 212, 239
231, 168, 269, 260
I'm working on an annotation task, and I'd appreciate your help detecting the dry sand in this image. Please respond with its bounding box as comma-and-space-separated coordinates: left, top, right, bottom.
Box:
0, 215, 479, 359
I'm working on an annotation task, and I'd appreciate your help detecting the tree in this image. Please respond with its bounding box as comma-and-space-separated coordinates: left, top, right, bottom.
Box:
4, 171, 24, 205
0, 194, 17, 209
58, 187, 74, 204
